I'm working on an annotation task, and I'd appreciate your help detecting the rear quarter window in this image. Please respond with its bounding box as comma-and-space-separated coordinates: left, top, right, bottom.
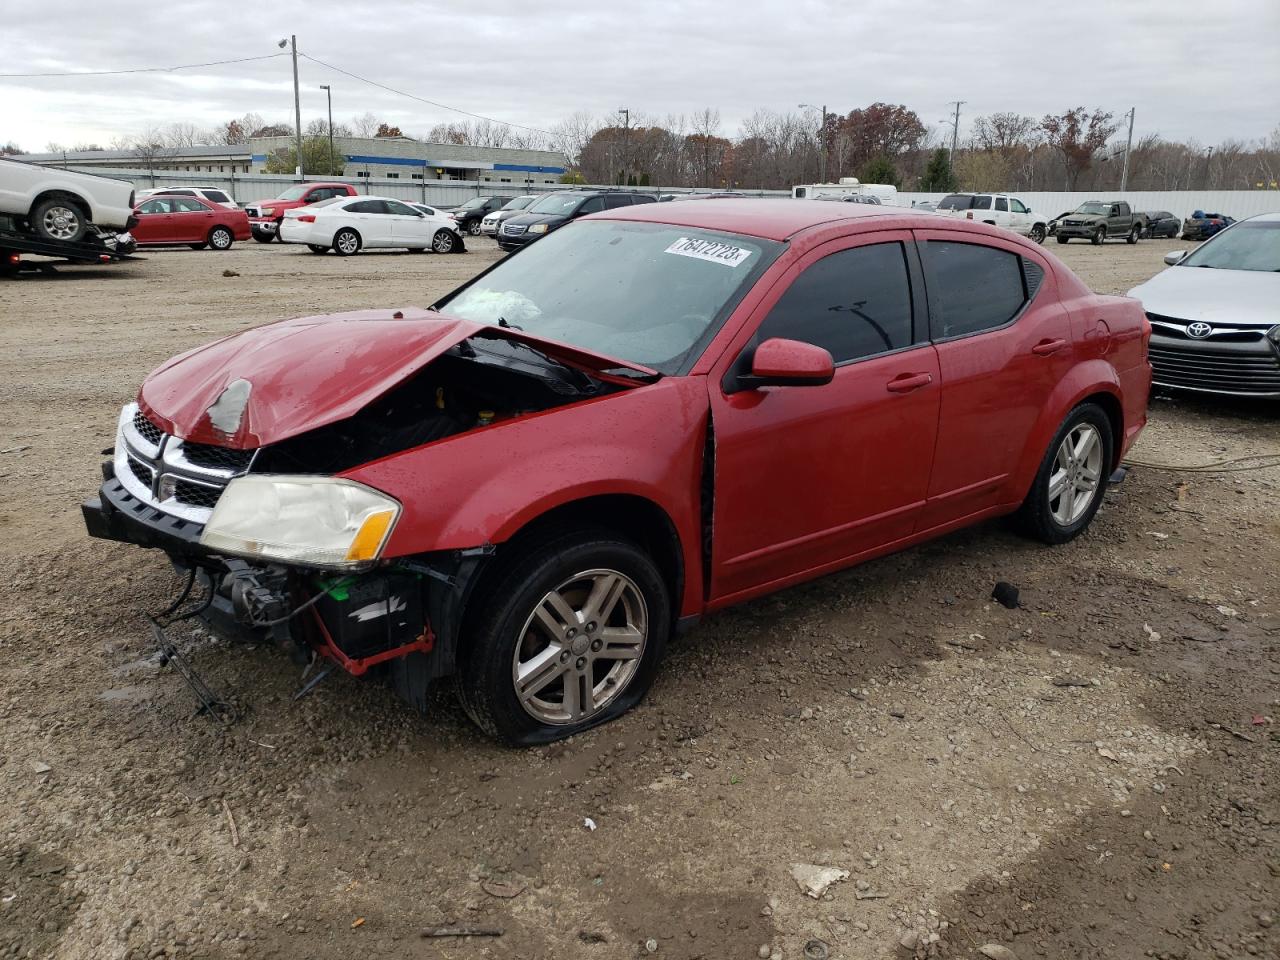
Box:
204, 190, 231, 203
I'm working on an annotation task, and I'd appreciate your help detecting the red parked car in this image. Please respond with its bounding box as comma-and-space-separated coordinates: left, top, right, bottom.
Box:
130, 195, 250, 250
244, 182, 358, 242
84, 201, 1151, 744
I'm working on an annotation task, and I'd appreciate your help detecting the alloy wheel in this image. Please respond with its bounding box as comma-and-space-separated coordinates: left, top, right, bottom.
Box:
210, 228, 232, 249
42, 205, 81, 241
432, 230, 455, 253
512, 568, 648, 725
1048, 424, 1103, 526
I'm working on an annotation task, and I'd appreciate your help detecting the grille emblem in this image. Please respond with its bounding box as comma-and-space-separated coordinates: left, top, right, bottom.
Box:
1186, 321, 1212, 339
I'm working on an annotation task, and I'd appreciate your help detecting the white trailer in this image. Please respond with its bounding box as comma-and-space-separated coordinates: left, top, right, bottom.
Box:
791, 178, 898, 204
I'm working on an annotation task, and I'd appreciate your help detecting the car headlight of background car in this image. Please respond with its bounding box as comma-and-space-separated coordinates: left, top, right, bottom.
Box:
199, 476, 400, 570
528, 223, 550, 234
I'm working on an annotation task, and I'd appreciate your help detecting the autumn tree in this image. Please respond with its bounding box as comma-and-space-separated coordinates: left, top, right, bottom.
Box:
836, 103, 926, 174
1040, 107, 1118, 189
375, 123, 403, 138
263, 137, 345, 176
971, 112, 1040, 156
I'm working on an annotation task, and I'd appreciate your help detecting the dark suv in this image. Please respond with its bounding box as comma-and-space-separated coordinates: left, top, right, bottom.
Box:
497, 190, 657, 251
449, 196, 513, 236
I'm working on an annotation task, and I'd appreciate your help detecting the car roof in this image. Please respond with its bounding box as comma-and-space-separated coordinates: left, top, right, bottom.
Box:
591, 197, 921, 241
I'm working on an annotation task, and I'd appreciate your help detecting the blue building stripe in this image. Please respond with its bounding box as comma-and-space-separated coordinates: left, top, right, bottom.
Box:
494, 162, 567, 174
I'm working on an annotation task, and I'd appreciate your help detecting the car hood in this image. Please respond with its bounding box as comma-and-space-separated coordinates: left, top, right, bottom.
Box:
1128, 266, 1280, 326
137, 309, 658, 449
506, 213, 568, 227
1065, 212, 1104, 221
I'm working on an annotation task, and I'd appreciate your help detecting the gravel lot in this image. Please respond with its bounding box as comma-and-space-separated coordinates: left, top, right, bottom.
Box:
1, 234, 1276, 960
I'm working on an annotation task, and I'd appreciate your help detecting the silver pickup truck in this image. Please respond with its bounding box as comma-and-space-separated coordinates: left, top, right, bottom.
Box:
0, 157, 135, 243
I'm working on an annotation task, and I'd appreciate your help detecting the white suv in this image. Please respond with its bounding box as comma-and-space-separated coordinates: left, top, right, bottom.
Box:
136, 186, 238, 210
935, 193, 1049, 244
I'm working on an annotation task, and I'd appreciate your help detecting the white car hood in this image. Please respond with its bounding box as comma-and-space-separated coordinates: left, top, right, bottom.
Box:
1128, 266, 1280, 327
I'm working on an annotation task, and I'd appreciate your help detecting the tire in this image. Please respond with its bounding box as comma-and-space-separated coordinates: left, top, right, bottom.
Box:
431, 229, 456, 254
333, 228, 361, 257
455, 530, 671, 745
408, 247, 427, 254
188, 243, 207, 250
253, 234, 274, 244
1029, 224, 1046, 244
467, 219, 483, 236
31, 197, 87, 243
208, 226, 234, 250
306, 244, 328, 254
1126, 224, 1140, 244
1056, 235, 1069, 244
1014, 403, 1113, 545
1091, 226, 1107, 245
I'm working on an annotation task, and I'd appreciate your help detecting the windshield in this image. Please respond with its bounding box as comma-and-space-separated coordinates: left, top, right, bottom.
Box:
438, 220, 781, 373
937, 195, 972, 210
1075, 202, 1110, 215
1180, 221, 1280, 272
528, 192, 587, 215
504, 196, 535, 211
459, 197, 488, 210
275, 186, 308, 201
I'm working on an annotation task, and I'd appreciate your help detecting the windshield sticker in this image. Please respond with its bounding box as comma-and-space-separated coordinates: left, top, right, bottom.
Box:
664, 237, 753, 267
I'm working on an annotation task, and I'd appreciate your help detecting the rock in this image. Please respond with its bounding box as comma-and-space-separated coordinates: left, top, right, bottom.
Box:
803, 939, 829, 960
481, 880, 524, 899
979, 945, 1020, 960
900, 930, 920, 950
644, 937, 658, 953
791, 863, 850, 899
1216, 605, 1238, 617
758, 945, 771, 959
30, 760, 52, 774
991, 582, 1020, 609
221, 269, 240, 278
889, 706, 906, 719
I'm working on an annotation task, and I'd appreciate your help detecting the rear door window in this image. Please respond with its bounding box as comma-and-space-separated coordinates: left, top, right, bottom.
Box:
922, 240, 1029, 340
173, 197, 207, 212
346, 200, 389, 214
604, 194, 633, 209
577, 196, 605, 214
994, 197, 1008, 212
971, 195, 993, 210
385, 200, 420, 216
756, 241, 916, 364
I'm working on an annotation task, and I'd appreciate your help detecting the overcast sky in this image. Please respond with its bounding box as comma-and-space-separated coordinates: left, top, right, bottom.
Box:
2, 0, 1277, 152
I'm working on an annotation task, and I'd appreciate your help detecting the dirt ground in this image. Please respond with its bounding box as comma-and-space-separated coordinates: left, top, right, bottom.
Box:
1, 233, 1276, 960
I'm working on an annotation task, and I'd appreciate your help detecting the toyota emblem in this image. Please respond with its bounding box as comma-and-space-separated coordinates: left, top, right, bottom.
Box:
1186, 321, 1213, 339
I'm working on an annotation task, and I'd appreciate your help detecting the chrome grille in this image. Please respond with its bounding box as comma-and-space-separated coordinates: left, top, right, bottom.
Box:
170, 478, 223, 509
181, 441, 255, 472
1149, 345, 1280, 396
502, 223, 527, 235
132, 410, 164, 446
126, 454, 154, 488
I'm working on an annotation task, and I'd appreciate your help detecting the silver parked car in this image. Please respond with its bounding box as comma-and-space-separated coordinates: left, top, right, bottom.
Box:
1127, 214, 1280, 398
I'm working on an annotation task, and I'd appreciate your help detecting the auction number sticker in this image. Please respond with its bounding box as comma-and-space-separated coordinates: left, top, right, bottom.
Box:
664, 237, 753, 267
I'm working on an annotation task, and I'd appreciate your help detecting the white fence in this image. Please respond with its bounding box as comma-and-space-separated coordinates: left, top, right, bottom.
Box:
897, 190, 1279, 223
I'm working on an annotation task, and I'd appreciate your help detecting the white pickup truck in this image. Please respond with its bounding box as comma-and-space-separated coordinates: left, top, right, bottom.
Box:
0, 157, 136, 244
934, 192, 1050, 244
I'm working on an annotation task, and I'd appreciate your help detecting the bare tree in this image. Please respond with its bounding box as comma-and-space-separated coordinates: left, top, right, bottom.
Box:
351, 112, 382, 138
1040, 107, 1118, 189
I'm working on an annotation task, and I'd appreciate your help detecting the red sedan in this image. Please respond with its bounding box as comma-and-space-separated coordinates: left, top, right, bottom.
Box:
130, 195, 251, 250
84, 201, 1150, 743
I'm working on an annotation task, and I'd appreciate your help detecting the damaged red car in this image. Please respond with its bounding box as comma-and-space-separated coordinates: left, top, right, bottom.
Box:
84, 201, 1151, 744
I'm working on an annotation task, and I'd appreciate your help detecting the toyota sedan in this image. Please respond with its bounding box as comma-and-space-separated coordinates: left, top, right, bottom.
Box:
84, 201, 1151, 744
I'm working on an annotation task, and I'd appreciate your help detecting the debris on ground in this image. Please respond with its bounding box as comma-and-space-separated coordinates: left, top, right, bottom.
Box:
481, 879, 525, 899
791, 864, 850, 899
991, 582, 1020, 609
978, 945, 1020, 960
420, 926, 503, 938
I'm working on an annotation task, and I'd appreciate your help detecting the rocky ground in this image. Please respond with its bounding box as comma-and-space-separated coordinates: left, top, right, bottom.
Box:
0, 234, 1276, 960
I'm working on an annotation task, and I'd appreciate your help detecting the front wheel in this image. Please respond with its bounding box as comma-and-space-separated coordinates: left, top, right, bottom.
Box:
1029, 224, 1046, 244
1014, 403, 1113, 545
333, 228, 361, 256
456, 531, 670, 745
466, 220, 483, 236
431, 229, 457, 254
1091, 226, 1107, 245
209, 226, 234, 250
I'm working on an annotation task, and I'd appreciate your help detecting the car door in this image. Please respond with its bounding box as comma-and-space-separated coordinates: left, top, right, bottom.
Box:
913, 229, 1072, 529
384, 199, 431, 246
344, 199, 393, 246
992, 195, 1013, 231
171, 196, 215, 242
131, 198, 178, 243
708, 231, 941, 603
1008, 197, 1033, 235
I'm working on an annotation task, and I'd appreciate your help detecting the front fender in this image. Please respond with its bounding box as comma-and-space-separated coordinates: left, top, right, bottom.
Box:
1007, 360, 1122, 503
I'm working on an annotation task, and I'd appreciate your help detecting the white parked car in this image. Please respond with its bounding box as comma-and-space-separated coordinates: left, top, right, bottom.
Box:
0, 157, 135, 243
480, 195, 536, 235
136, 186, 239, 210
279, 195, 464, 255
934, 193, 1050, 243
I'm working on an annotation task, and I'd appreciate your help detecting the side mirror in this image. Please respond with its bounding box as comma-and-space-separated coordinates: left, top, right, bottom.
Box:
1164, 250, 1187, 266
744, 338, 835, 388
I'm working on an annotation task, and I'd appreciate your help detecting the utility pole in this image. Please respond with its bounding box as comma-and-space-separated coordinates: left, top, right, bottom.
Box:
1119, 107, 1135, 192
320, 84, 334, 170
618, 108, 630, 185
947, 100, 965, 166
279, 36, 303, 179
800, 103, 829, 182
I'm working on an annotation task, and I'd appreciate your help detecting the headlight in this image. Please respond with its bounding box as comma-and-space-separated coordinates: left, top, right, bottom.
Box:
199, 476, 400, 570
528, 223, 549, 234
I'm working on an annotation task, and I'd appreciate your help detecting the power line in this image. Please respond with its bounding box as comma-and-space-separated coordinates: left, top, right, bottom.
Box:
0, 53, 289, 78
297, 51, 555, 138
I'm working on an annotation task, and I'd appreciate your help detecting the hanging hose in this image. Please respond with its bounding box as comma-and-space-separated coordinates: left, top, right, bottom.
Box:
1122, 452, 1280, 474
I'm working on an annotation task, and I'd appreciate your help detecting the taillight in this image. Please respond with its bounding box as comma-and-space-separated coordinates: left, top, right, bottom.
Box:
7, 253, 19, 265
297, 215, 316, 223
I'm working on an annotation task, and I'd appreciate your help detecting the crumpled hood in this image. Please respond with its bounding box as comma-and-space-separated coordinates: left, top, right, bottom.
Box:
1128, 266, 1280, 327
138, 308, 658, 449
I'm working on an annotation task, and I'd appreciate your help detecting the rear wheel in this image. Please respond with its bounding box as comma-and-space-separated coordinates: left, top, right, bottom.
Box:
208, 226, 234, 250
31, 198, 87, 243
333, 228, 361, 256
1029, 224, 1046, 244
1126, 224, 1140, 244
455, 531, 670, 745
1015, 403, 1113, 545
1056, 235, 1070, 244
1091, 226, 1107, 245
431, 229, 457, 254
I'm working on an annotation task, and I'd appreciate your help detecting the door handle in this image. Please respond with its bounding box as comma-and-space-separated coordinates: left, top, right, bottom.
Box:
886, 372, 933, 393
1031, 338, 1068, 356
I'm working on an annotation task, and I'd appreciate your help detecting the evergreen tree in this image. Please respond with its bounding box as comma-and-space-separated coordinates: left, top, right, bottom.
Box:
919, 148, 957, 192
859, 155, 901, 188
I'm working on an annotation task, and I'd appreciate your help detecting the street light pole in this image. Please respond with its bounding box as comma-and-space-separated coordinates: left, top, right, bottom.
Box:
1119, 107, 1135, 192
278, 36, 303, 179
947, 100, 965, 166
320, 84, 334, 168
618, 108, 630, 185
800, 103, 829, 182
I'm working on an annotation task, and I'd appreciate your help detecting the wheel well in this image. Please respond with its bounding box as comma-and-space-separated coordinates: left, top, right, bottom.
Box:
1079, 392, 1123, 469
334, 226, 361, 244
208, 224, 230, 238
30, 190, 90, 221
